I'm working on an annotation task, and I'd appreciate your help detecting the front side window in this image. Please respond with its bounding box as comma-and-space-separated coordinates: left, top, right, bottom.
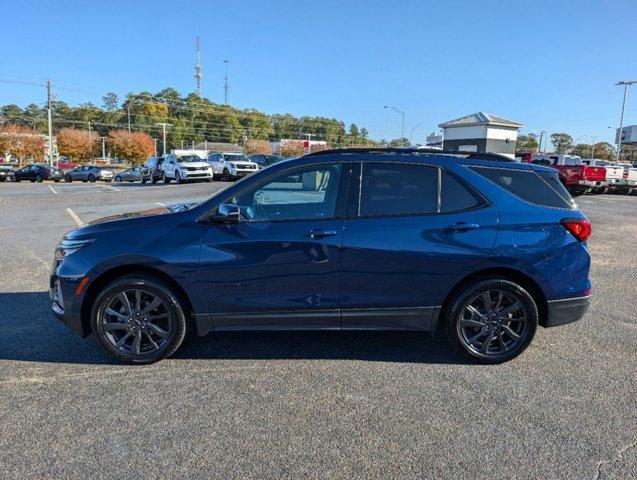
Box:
233, 164, 342, 222
360, 163, 438, 216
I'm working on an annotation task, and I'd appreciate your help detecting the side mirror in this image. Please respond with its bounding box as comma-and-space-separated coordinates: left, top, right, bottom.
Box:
212, 203, 239, 224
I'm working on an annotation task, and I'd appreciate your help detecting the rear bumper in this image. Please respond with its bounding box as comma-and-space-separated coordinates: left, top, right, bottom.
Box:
578, 180, 607, 187
545, 295, 590, 327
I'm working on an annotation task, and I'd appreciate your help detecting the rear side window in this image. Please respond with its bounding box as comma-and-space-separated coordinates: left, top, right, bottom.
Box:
360, 163, 438, 216
469, 166, 572, 209
440, 171, 481, 212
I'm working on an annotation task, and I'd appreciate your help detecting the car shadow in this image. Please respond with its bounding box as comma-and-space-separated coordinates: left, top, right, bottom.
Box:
0, 291, 466, 366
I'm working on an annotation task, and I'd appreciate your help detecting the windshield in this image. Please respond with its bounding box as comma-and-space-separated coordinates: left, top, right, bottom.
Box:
177, 155, 202, 163
264, 155, 284, 165
225, 155, 250, 162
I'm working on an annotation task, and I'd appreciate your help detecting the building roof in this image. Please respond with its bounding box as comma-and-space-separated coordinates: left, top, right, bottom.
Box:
193, 141, 242, 153
439, 112, 523, 129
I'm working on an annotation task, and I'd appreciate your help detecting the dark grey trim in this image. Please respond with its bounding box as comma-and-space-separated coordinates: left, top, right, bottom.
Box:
211, 309, 341, 331
545, 296, 590, 327
194, 313, 214, 337
341, 306, 439, 331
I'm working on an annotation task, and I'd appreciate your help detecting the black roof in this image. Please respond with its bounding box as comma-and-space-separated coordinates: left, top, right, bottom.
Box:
305, 147, 515, 162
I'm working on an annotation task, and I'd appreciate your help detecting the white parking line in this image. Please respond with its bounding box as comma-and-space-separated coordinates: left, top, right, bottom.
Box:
48, 184, 58, 194
94, 184, 120, 192
156, 202, 166, 207
65, 208, 84, 227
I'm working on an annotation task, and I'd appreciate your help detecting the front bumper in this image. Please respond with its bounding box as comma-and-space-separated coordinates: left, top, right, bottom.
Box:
50, 274, 88, 336
545, 295, 590, 327
230, 169, 257, 178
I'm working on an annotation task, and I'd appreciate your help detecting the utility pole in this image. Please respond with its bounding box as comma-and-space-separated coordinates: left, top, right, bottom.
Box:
615, 80, 636, 161
127, 97, 133, 132
100, 136, 107, 160
154, 139, 158, 156
155, 123, 172, 155
590, 136, 596, 159
195, 36, 202, 96
538, 131, 546, 153
409, 122, 423, 146
47, 80, 53, 165
223, 59, 230, 104
384, 105, 405, 147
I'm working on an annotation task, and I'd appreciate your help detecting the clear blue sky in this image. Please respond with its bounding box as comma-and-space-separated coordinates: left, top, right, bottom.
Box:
1, 0, 635, 144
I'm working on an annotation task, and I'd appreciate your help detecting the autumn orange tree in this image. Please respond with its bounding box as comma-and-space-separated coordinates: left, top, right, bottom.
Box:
0, 124, 45, 167
56, 128, 98, 162
243, 139, 272, 155
279, 140, 304, 157
107, 130, 154, 165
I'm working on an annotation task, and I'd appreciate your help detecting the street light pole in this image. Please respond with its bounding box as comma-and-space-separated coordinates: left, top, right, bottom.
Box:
384, 105, 405, 147
615, 80, 637, 161
100, 136, 107, 160
409, 122, 423, 146
590, 136, 596, 159
155, 123, 172, 156
538, 131, 546, 153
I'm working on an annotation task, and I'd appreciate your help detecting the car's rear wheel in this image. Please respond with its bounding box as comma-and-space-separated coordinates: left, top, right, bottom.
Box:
92, 274, 187, 364
445, 279, 538, 363
35, 174, 43, 182
88, 174, 96, 182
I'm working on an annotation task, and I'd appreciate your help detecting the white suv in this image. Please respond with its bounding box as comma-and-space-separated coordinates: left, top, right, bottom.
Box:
161, 154, 213, 184
207, 152, 258, 181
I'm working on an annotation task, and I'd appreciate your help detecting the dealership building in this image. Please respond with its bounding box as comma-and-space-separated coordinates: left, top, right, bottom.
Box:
439, 112, 523, 158
617, 125, 637, 161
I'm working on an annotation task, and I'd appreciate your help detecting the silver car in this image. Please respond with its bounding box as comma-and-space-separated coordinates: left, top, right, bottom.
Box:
64, 165, 115, 182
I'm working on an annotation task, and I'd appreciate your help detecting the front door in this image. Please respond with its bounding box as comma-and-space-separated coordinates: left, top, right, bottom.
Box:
198, 162, 350, 330
340, 161, 499, 330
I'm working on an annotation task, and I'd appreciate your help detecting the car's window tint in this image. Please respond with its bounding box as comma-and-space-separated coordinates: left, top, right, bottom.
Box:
233, 164, 342, 221
440, 170, 481, 212
360, 163, 437, 216
469, 166, 572, 209
537, 171, 574, 206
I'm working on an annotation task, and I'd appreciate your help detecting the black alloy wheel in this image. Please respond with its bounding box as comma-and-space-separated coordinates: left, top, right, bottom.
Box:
35, 174, 43, 182
92, 275, 187, 364
446, 279, 537, 363
221, 169, 231, 181
88, 174, 96, 182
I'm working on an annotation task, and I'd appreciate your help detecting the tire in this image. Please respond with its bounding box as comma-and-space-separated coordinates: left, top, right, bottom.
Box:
54, 179, 60, 183
206, 177, 213, 182
444, 279, 538, 364
115, 176, 122, 183
0, 177, 5, 182
222, 169, 231, 181
142, 179, 147, 184
91, 274, 187, 364
35, 175, 43, 183
88, 174, 96, 183
175, 171, 183, 184
163, 171, 170, 184
64, 175, 72, 182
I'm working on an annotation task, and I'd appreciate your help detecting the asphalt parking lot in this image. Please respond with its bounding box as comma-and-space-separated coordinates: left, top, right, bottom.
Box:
0, 181, 635, 479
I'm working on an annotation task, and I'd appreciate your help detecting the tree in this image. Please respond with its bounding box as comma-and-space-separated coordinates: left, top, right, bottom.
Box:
516, 134, 539, 152
1, 104, 23, 123
102, 92, 119, 111
279, 140, 304, 157
107, 129, 154, 164
572, 143, 592, 158
389, 137, 410, 148
0, 124, 45, 166
550, 133, 573, 154
244, 139, 272, 155
56, 128, 99, 162
591, 142, 614, 160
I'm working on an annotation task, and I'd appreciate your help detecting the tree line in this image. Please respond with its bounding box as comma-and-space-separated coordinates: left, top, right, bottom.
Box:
0, 87, 380, 164
517, 132, 630, 160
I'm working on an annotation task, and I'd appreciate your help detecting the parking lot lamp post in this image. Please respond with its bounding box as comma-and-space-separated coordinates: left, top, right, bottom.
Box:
153, 139, 158, 156
538, 131, 547, 153
590, 136, 596, 159
100, 136, 106, 160
384, 105, 405, 147
615, 81, 637, 161
409, 122, 423, 146
155, 123, 172, 156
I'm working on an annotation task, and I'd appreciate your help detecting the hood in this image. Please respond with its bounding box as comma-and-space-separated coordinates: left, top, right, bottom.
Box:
77, 202, 196, 229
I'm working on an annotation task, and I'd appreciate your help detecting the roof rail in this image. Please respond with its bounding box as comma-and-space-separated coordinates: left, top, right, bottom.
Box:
305, 147, 515, 162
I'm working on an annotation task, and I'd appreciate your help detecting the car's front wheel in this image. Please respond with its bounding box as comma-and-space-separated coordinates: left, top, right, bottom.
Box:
88, 174, 96, 182
445, 279, 538, 364
92, 274, 187, 364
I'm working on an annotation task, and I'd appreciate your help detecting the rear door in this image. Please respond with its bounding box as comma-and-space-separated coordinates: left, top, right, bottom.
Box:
340, 161, 499, 330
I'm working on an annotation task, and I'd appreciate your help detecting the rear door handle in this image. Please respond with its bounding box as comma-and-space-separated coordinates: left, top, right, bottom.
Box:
444, 222, 480, 233
305, 229, 338, 239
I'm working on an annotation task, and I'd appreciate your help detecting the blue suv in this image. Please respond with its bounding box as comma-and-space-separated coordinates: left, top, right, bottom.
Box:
50, 149, 592, 364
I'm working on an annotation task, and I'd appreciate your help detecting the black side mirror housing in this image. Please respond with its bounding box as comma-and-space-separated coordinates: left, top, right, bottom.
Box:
210, 203, 240, 224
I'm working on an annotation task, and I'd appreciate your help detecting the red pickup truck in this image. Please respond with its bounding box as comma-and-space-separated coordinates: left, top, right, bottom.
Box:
518, 153, 607, 196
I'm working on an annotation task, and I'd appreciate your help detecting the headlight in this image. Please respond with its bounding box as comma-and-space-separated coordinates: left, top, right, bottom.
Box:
59, 238, 95, 256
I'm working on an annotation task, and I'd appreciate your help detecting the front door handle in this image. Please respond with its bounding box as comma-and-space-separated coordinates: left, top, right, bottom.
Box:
444, 222, 480, 233
305, 229, 338, 239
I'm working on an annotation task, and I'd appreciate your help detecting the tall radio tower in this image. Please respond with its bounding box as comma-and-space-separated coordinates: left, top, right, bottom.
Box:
194, 36, 202, 96
223, 59, 230, 104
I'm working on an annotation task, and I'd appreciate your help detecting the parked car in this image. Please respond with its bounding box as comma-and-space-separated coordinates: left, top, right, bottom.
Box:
617, 163, 637, 193
64, 165, 114, 182
529, 154, 606, 195
51, 148, 591, 364
143, 157, 165, 184
13, 164, 63, 182
114, 166, 150, 183
249, 154, 285, 169
56, 159, 78, 171
207, 152, 258, 181
160, 154, 213, 184
581, 159, 624, 193
0, 164, 13, 182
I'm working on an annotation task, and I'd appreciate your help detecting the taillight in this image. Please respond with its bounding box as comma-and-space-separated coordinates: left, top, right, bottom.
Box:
561, 218, 591, 242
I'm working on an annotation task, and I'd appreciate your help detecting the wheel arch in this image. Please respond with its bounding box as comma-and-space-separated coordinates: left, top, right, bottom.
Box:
435, 267, 549, 336
80, 264, 195, 336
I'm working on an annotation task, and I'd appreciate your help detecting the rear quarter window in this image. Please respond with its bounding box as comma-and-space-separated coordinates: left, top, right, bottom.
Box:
469, 166, 573, 209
